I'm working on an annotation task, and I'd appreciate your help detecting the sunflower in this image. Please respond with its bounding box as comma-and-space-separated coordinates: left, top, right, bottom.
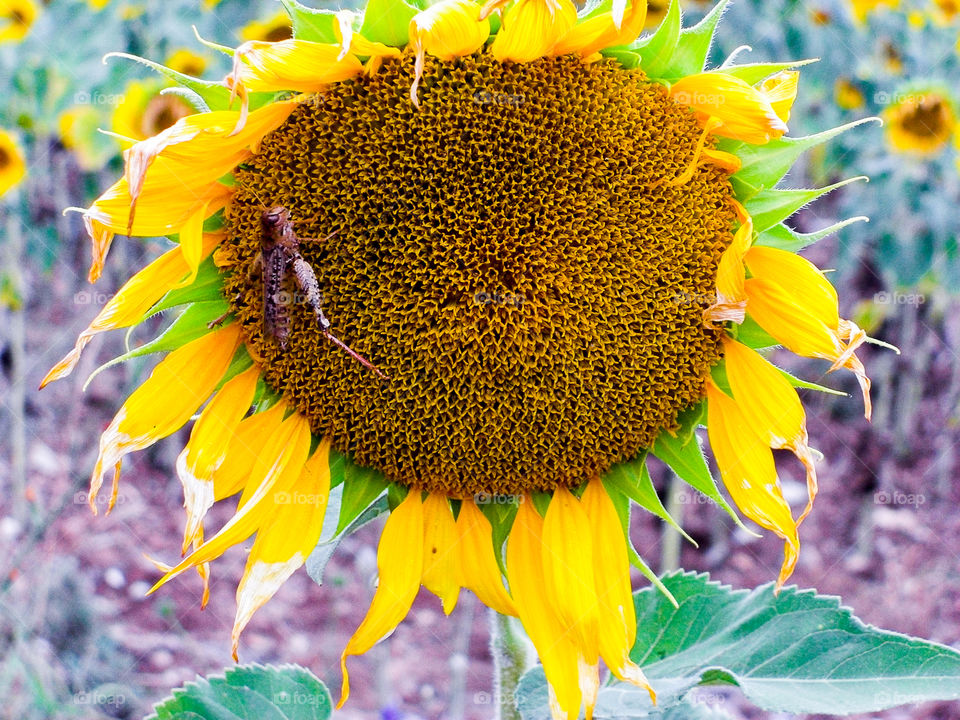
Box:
847, 0, 898, 22
0, 129, 26, 196
165, 48, 208, 77
45, 0, 874, 716
0, 0, 37, 43
240, 10, 292, 42
884, 88, 956, 156
111, 79, 195, 145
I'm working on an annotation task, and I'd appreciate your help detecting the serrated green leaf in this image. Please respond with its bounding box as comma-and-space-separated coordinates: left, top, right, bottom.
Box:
151, 256, 225, 315
83, 301, 228, 390
719, 58, 816, 86
658, 0, 728, 79
651, 424, 745, 530
282, 0, 340, 43
360, 0, 419, 48
148, 663, 332, 720
104, 52, 236, 112
634, 0, 681, 77
730, 119, 877, 200
332, 450, 390, 534
744, 176, 866, 233
605, 457, 695, 545
754, 216, 869, 253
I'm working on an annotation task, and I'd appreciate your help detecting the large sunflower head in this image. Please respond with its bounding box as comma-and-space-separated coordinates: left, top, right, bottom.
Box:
0, 0, 37, 43
0, 128, 26, 196
46, 0, 876, 717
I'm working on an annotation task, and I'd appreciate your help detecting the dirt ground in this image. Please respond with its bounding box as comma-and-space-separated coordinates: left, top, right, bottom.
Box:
1, 146, 959, 719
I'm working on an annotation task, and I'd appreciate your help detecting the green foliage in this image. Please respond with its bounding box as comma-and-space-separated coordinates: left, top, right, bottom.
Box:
148, 664, 332, 720
517, 572, 960, 717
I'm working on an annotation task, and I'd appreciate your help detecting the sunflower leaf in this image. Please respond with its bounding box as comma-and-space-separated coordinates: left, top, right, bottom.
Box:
658, 0, 728, 79
148, 663, 332, 720
633, 0, 681, 78
744, 177, 867, 233
605, 457, 696, 545
754, 216, 869, 253
651, 427, 746, 530
718, 58, 817, 86
517, 572, 960, 717
104, 52, 235, 112
83, 301, 229, 391
359, 0, 419, 48
282, 0, 340, 43
730, 119, 878, 200
150, 256, 225, 316
331, 450, 391, 535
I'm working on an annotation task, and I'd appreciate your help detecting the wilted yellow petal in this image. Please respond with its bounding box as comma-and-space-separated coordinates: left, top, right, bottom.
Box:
455, 500, 518, 616
339, 491, 424, 707
40, 232, 222, 389
489, 0, 578, 63
421, 493, 461, 614
229, 39, 363, 94
670, 73, 789, 144
760, 71, 800, 124
706, 382, 799, 588
507, 498, 583, 720
552, 0, 646, 58
232, 441, 331, 658
213, 401, 289, 503
89, 325, 241, 514
177, 366, 259, 552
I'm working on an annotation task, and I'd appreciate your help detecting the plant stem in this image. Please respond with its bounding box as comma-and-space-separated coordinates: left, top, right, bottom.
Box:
490, 609, 527, 720
660, 473, 684, 573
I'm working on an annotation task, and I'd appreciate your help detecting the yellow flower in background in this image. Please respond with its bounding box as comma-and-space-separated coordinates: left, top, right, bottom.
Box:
848, 0, 899, 22
885, 89, 957, 155
240, 10, 292, 42
58, 106, 112, 171
46, 0, 876, 716
166, 48, 208, 77
111, 79, 193, 145
86, 0, 109, 10
0, 129, 26, 196
0, 0, 38, 43
931, 0, 960, 23
835, 78, 866, 110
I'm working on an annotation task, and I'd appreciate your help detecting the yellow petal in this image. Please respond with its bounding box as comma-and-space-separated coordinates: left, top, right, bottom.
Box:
670, 73, 789, 144
409, 0, 490, 105
89, 325, 241, 514
760, 71, 800, 124
722, 338, 818, 524
455, 500, 518, 616
581, 479, 654, 702
421, 493, 461, 614
744, 246, 839, 328
150, 410, 312, 591
213, 401, 289, 502
40, 232, 222, 389
229, 39, 364, 94
177, 366, 259, 552
507, 497, 583, 720
339, 491, 424, 707
232, 440, 331, 658
176, 201, 211, 287
490, 0, 578, 63
701, 148, 742, 174
552, 0, 646, 57
706, 382, 799, 588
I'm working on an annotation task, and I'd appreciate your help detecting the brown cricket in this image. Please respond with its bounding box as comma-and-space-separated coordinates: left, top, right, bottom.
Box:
251, 206, 387, 379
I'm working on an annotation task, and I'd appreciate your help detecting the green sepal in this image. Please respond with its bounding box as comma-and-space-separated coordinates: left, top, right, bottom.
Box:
192, 25, 236, 56
633, 0, 681, 78
104, 52, 235, 112
754, 216, 869, 253
480, 500, 520, 576
83, 301, 229, 390
330, 449, 391, 534
530, 491, 552, 517
733, 315, 779, 349
657, 0, 728, 80
216, 345, 255, 388
160, 86, 210, 114
651, 405, 747, 530
730, 119, 878, 201
603, 48, 643, 68
150, 256, 225, 316
282, 0, 340, 43
605, 484, 679, 607
719, 58, 817, 86
744, 176, 867, 233
781, 368, 846, 396
605, 455, 696, 545
360, 0, 419, 48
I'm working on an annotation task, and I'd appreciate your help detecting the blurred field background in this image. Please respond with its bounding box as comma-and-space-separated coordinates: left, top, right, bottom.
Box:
1, 0, 960, 718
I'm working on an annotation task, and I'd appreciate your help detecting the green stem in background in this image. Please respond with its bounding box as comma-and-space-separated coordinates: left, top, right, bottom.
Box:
490, 609, 528, 720
660, 474, 685, 574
